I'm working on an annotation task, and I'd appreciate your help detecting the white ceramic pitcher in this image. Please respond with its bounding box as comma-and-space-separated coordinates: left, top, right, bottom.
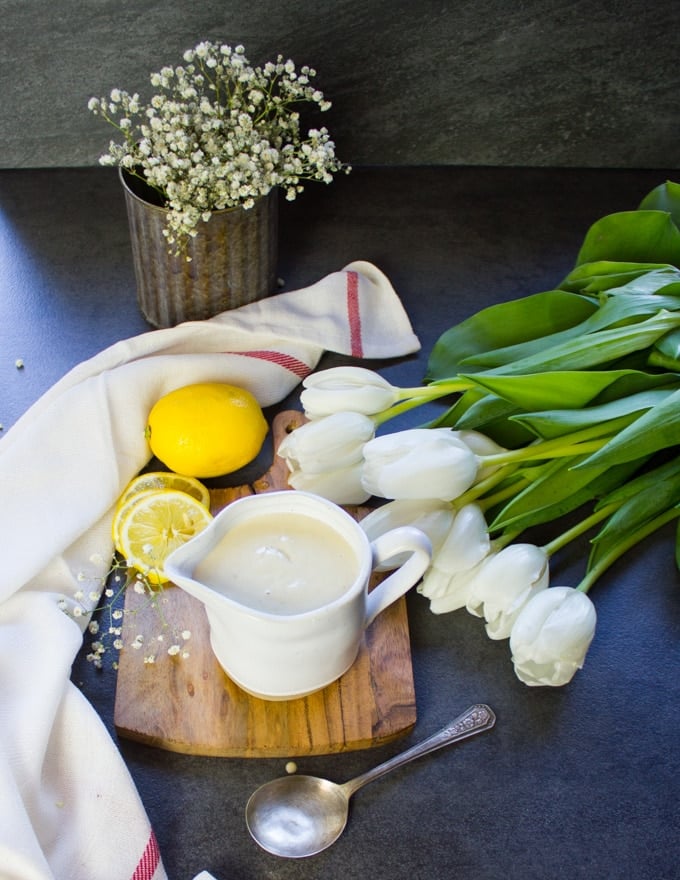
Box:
165, 491, 432, 700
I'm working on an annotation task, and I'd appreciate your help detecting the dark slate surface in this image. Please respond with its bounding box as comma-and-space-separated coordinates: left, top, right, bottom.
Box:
1, 0, 678, 169
1, 166, 679, 880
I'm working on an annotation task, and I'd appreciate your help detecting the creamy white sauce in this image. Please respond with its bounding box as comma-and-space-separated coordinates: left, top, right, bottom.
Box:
194, 512, 358, 614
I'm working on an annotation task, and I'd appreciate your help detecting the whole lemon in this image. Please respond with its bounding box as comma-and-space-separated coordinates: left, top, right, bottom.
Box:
145, 383, 269, 478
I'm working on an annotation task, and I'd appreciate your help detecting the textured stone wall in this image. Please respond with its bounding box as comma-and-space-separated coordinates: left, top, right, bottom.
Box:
1, 0, 677, 168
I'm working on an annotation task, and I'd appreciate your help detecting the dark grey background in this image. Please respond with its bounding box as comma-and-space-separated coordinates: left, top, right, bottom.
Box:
1, 0, 677, 169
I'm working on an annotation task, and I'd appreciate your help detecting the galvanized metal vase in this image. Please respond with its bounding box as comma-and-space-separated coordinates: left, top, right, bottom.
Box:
120, 169, 278, 327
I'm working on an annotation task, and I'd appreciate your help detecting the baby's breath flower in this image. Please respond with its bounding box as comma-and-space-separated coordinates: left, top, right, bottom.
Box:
88, 40, 349, 253
59, 552, 191, 669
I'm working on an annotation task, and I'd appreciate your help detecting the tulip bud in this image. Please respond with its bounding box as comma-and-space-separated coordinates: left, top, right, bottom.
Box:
360, 428, 479, 501
277, 411, 375, 474
420, 504, 491, 612
300, 366, 399, 419
509, 586, 597, 687
465, 543, 550, 639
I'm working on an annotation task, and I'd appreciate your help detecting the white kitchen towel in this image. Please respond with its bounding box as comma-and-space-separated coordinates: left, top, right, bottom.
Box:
0, 261, 420, 880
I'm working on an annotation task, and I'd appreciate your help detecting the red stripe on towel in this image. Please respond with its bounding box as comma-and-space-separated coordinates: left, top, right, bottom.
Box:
230, 350, 312, 379
346, 271, 363, 357
131, 829, 161, 880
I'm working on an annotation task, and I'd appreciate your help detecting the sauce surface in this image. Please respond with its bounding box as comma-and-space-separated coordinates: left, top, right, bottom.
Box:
194, 512, 359, 614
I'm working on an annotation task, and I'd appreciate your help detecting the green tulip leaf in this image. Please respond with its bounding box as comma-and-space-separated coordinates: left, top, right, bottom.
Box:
652, 327, 680, 361
595, 455, 680, 514
460, 369, 677, 414
576, 387, 680, 469
513, 388, 674, 440
429, 388, 533, 447
460, 281, 680, 373
478, 310, 680, 377
575, 210, 680, 268
424, 291, 597, 381
588, 458, 680, 571
488, 454, 644, 534
560, 261, 674, 294
638, 180, 680, 227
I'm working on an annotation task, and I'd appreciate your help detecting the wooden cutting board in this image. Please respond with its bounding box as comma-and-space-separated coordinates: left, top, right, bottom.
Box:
113, 411, 417, 757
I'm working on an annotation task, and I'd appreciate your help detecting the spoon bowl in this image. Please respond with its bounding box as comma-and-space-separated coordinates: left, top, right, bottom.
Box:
245, 775, 350, 858
246, 703, 495, 858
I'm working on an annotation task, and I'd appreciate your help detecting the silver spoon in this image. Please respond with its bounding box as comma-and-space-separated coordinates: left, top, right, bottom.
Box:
245, 703, 496, 858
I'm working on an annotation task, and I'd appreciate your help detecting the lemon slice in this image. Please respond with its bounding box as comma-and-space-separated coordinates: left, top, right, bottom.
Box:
112, 487, 162, 553
116, 488, 213, 584
117, 471, 210, 510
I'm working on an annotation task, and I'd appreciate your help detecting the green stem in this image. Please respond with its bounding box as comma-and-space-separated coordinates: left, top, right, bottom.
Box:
479, 414, 634, 469
373, 379, 471, 427
453, 462, 522, 508
541, 502, 620, 558
492, 527, 525, 551
400, 378, 472, 397
576, 506, 680, 593
647, 350, 680, 372
475, 474, 533, 514
372, 396, 436, 426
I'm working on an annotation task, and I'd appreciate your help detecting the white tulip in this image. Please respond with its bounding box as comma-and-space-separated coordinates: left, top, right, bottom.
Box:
419, 504, 491, 612
277, 411, 375, 474
300, 366, 399, 418
361, 428, 479, 501
465, 543, 550, 639
509, 586, 597, 687
428, 503, 490, 575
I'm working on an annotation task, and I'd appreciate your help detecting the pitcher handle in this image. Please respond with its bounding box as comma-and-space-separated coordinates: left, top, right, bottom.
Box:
365, 526, 432, 628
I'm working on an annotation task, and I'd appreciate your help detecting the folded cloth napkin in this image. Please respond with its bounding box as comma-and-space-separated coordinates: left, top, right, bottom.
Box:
0, 261, 420, 880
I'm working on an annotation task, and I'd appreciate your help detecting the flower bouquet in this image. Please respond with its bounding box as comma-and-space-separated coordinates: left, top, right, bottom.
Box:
88, 41, 349, 325
278, 180, 680, 688
88, 40, 348, 253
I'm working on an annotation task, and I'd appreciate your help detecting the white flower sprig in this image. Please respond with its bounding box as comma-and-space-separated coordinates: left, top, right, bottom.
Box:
61, 555, 191, 669
88, 40, 349, 252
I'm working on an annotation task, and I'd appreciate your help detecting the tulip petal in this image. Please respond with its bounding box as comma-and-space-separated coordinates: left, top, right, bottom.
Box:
426, 559, 488, 613
465, 543, 550, 639
277, 411, 374, 473
360, 499, 454, 555
432, 503, 490, 574
301, 366, 399, 417
509, 587, 597, 686
361, 429, 478, 501
287, 463, 371, 504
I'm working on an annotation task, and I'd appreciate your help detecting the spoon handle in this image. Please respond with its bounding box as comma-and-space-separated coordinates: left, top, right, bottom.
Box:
340, 704, 495, 798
